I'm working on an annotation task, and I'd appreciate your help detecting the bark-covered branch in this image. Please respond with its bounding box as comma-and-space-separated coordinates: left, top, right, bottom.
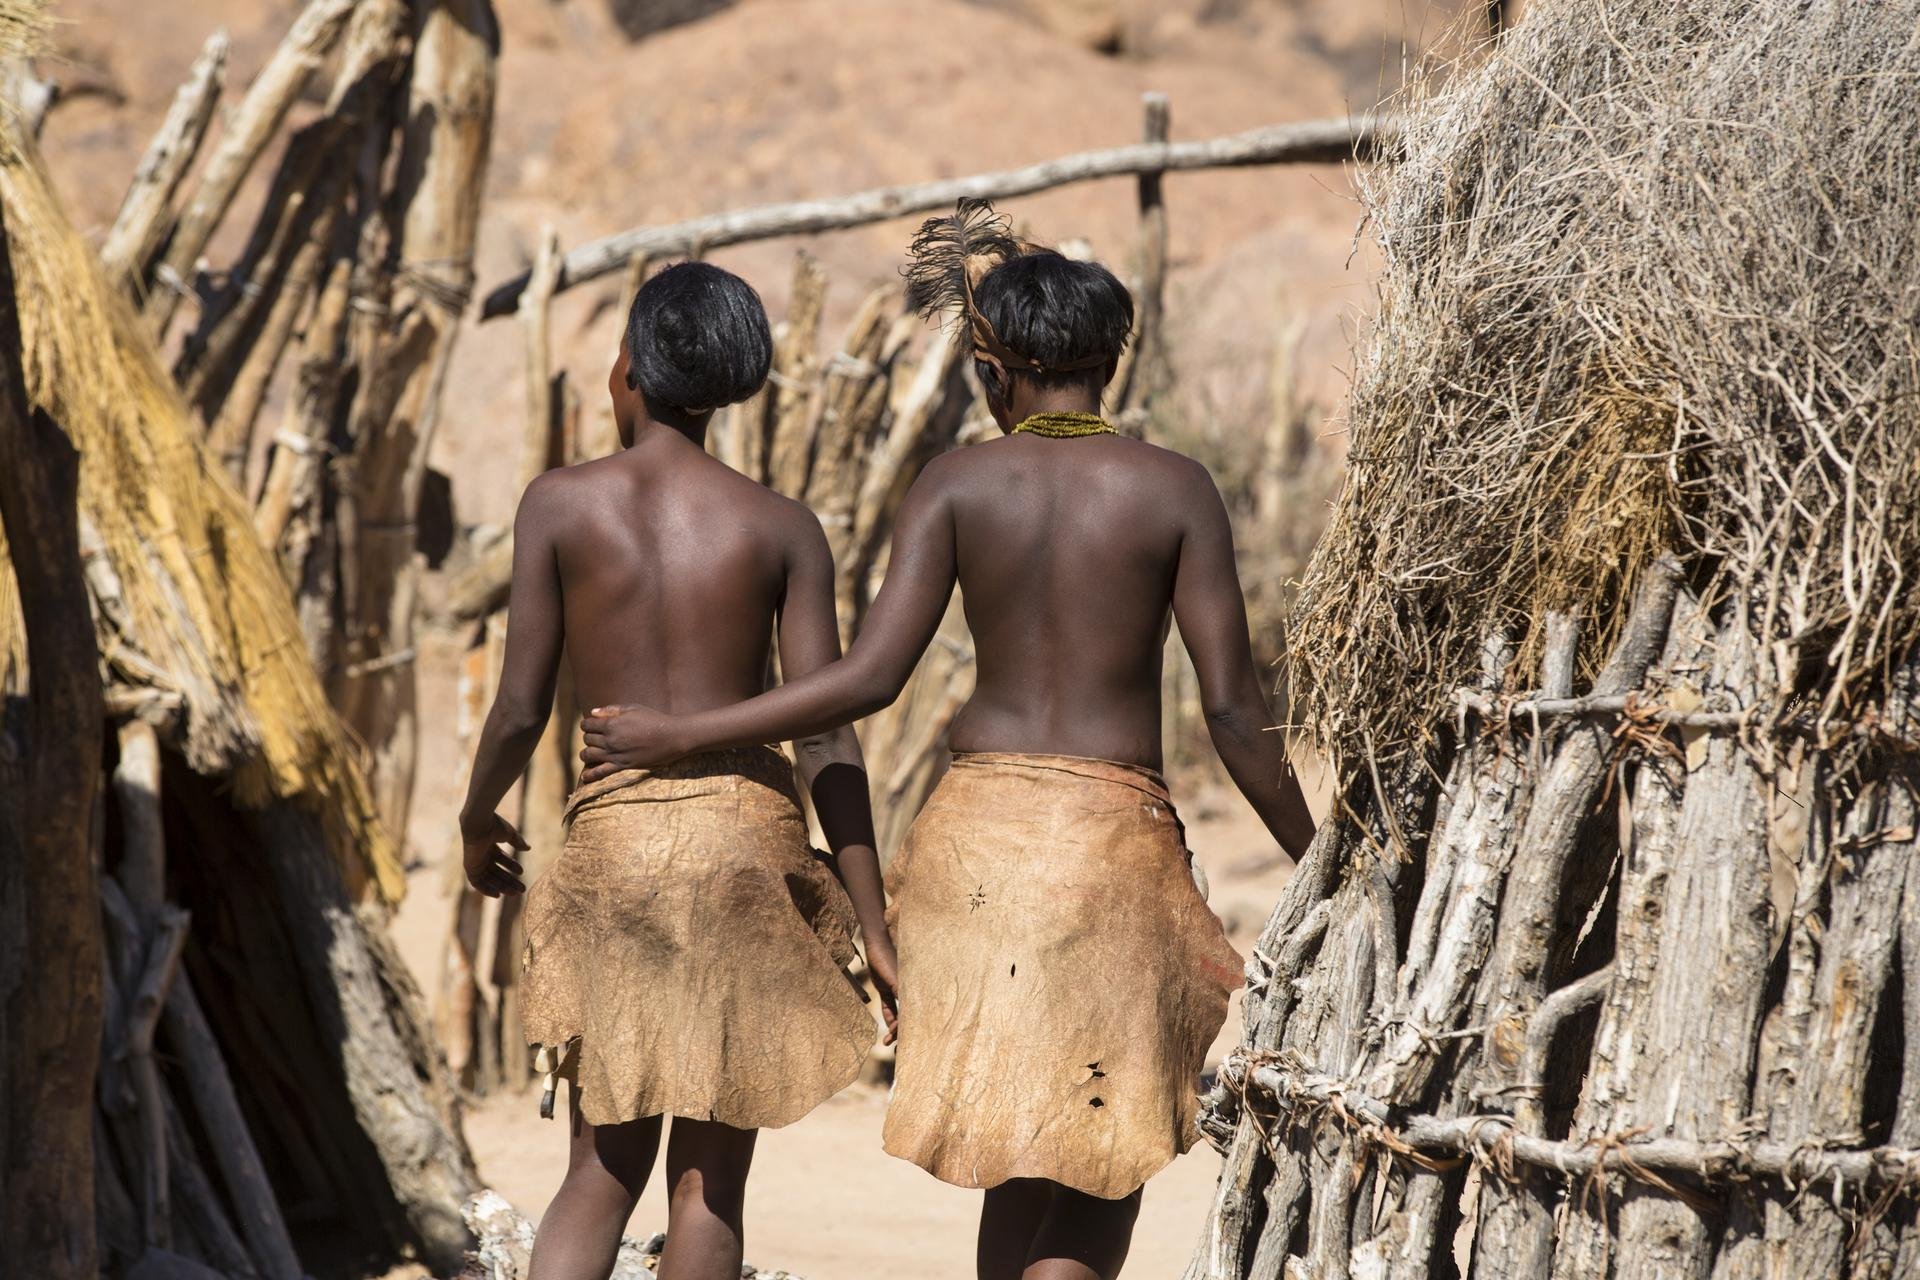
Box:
1457, 689, 1749, 729
1236, 1059, 1920, 1194
142, 0, 356, 334
0, 197, 106, 1280
479, 114, 1395, 318
100, 30, 228, 287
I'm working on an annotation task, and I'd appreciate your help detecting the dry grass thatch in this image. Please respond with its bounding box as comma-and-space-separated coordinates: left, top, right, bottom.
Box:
0, 0, 46, 63
0, 115, 401, 900
1290, 0, 1920, 772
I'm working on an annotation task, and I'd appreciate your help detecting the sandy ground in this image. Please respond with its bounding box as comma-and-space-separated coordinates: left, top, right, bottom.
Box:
387, 760, 1319, 1278
460, 1085, 1222, 1279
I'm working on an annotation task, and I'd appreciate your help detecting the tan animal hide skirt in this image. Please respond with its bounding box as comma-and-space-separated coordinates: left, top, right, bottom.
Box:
520, 746, 874, 1130
881, 751, 1244, 1198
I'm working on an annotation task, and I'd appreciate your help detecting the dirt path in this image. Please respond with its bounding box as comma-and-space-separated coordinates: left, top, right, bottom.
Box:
461, 1084, 1223, 1279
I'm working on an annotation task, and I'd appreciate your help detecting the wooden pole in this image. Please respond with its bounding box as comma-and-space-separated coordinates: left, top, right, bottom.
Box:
803, 286, 897, 566
0, 200, 106, 1280
1187, 574, 1920, 1278
160, 1091, 258, 1280
110, 722, 177, 1254
1110, 91, 1169, 424
96, 882, 171, 1258
336, 0, 498, 842
516, 224, 564, 496
439, 536, 515, 624
762, 253, 830, 499
143, 0, 357, 336
1234, 1062, 1920, 1191
202, 185, 344, 483
183, 0, 405, 471
111, 725, 306, 1280
246, 805, 480, 1270
99, 30, 228, 290
845, 321, 968, 615
244, 0, 412, 677
480, 113, 1396, 318
162, 978, 304, 1280
176, 121, 340, 402
255, 253, 350, 554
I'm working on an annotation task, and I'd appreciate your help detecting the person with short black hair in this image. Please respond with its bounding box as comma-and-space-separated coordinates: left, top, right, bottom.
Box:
579, 204, 1316, 1280
457, 261, 897, 1280
621, 260, 774, 412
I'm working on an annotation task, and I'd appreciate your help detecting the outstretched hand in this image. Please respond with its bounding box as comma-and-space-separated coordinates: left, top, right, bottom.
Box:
578, 703, 687, 784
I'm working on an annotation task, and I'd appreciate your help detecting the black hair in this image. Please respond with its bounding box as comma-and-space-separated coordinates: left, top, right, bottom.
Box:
622, 261, 772, 411
971, 250, 1133, 394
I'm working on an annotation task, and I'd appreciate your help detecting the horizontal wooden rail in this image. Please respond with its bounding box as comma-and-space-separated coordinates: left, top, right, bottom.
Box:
478, 112, 1395, 319
1240, 1062, 1920, 1194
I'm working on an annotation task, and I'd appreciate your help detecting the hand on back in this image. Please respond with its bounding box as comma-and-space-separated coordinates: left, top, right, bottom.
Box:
579, 703, 686, 783
864, 932, 900, 1044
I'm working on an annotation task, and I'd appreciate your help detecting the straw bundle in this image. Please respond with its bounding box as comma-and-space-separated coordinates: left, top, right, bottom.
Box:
1289, 0, 1920, 773
0, 114, 400, 901
0, 0, 45, 63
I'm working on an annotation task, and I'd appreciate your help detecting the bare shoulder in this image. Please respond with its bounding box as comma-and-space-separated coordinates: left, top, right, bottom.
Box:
879, 444, 972, 513
524, 451, 624, 496
1128, 442, 1227, 526
913, 442, 977, 487
1119, 436, 1219, 491
756, 482, 834, 557
521, 452, 651, 529
512, 463, 584, 525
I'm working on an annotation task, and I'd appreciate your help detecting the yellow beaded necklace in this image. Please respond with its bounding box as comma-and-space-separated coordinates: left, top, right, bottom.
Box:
1011, 411, 1117, 439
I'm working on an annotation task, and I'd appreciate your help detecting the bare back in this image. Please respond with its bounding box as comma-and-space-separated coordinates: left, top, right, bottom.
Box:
572, 415, 1314, 858
510, 433, 824, 720
940, 434, 1197, 768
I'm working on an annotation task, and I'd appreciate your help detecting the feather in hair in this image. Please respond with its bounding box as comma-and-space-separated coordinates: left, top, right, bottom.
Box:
902, 197, 1021, 324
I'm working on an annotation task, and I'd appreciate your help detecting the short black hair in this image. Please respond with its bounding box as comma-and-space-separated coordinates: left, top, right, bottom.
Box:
623, 262, 772, 411
972, 250, 1134, 390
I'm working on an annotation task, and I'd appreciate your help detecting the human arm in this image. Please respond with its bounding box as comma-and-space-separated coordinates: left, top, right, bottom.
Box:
773, 516, 897, 1037
1170, 464, 1316, 861
579, 463, 961, 768
456, 477, 567, 896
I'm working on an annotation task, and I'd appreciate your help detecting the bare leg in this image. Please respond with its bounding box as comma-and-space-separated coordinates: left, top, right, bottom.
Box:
978, 1179, 1054, 1280
1021, 1182, 1142, 1280
657, 1116, 758, 1280
527, 1088, 663, 1280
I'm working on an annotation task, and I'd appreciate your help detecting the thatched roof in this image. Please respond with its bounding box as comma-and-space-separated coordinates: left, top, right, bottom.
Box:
0, 113, 401, 900
1290, 0, 1920, 772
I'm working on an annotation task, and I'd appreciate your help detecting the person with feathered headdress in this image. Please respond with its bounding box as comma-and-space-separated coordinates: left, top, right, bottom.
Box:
582, 201, 1315, 1279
